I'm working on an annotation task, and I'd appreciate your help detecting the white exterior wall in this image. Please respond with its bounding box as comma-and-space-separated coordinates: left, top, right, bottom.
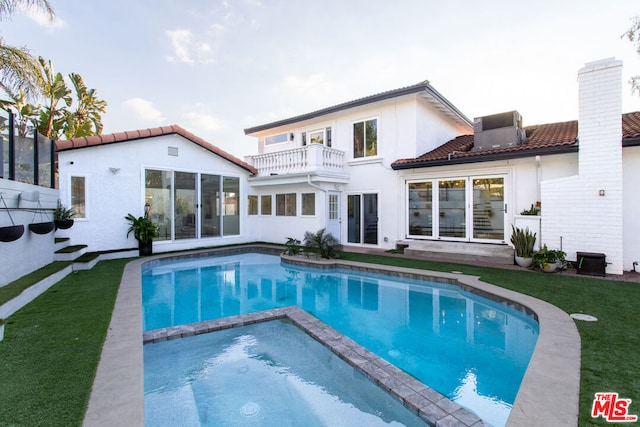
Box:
415, 98, 473, 157
244, 183, 327, 244
57, 134, 252, 253
623, 146, 640, 270
541, 58, 624, 273
0, 179, 58, 286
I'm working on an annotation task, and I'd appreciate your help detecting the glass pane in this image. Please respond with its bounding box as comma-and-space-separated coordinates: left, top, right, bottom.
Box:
365, 119, 377, 156
438, 180, 466, 238
408, 182, 432, 236
285, 193, 296, 216
328, 194, 338, 220
261, 195, 272, 215
309, 131, 324, 145
473, 178, 504, 240
146, 169, 172, 240
201, 174, 220, 238
71, 176, 86, 218
37, 133, 52, 187
175, 172, 197, 239
248, 195, 258, 215
363, 193, 378, 244
16, 134, 33, 184
223, 177, 239, 235
353, 122, 364, 158
347, 195, 361, 243
302, 193, 315, 215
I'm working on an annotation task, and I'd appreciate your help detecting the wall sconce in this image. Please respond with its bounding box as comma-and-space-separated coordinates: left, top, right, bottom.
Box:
109, 167, 121, 174
599, 189, 605, 197
290, 133, 294, 141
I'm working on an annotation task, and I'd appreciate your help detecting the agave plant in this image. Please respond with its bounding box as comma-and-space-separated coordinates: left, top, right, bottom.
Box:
303, 228, 339, 259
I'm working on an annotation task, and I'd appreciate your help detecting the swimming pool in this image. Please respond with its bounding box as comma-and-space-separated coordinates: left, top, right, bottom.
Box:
142, 252, 539, 426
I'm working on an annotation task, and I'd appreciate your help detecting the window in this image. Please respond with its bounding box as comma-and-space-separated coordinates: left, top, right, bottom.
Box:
302, 127, 332, 147
70, 176, 86, 218
223, 177, 240, 235
353, 118, 377, 158
146, 169, 172, 240
248, 195, 258, 215
261, 195, 272, 215
276, 193, 296, 216
301, 193, 315, 215
265, 133, 288, 145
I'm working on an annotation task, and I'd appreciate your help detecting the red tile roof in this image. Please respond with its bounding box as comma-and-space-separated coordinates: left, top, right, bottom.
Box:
55, 124, 257, 174
392, 112, 640, 169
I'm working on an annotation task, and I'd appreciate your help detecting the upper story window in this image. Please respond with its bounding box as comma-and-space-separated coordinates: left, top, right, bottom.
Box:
302, 127, 332, 147
265, 132, 288, 146
353, 118, 377, 158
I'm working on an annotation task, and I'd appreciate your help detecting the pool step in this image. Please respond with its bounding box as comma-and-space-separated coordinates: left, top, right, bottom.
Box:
399, 240, 515, 265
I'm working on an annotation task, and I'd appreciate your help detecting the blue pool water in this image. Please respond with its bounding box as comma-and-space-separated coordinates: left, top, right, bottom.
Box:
142, 253, 539, 426
145, 319, 428, 426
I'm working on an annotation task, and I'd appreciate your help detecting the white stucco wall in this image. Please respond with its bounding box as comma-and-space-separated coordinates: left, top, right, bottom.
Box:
0, 179, 58, 287
57, 134, 253, 253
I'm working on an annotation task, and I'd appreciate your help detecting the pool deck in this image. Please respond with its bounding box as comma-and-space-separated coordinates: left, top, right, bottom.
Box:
83, 245, 580, 427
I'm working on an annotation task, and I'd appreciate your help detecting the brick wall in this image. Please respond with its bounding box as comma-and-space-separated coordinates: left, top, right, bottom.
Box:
541, 58, 623, 274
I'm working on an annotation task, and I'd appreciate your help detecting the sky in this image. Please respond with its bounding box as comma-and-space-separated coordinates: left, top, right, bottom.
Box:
3, 0, 640, 158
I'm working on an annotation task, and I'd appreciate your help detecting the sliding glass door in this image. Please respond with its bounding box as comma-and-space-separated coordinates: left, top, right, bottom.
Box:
407, 175, 507, 243
348, 193, 378, 245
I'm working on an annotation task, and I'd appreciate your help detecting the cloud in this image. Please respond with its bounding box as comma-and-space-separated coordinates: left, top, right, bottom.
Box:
165, 28, 215, 65
24, 8, 67, 29
183, 111, 225, 133
122, 98, 166, 124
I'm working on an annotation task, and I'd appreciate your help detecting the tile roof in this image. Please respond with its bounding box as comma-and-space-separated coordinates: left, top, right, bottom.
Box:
244, 80, 472, 135
392, 112, 640, 170
55, 124, 257, 174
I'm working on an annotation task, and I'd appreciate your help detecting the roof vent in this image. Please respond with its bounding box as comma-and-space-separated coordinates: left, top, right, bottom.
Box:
473, 111, 525, 151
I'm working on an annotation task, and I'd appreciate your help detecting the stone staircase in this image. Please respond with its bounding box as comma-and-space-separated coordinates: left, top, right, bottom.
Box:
398, 240, 515, 265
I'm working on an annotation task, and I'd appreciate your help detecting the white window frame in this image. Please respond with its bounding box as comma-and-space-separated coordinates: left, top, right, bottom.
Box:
352, 117, 378, 160
265, 132, 288, 146
301, 192, 316, 216
69, 175, 87, 219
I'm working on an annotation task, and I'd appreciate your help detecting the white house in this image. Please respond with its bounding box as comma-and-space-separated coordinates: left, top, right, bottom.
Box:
55, 57, 639, 274
55, 125, 257, 253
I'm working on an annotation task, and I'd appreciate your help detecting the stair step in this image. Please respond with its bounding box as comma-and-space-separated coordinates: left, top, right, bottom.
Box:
400, 240, 514, 265
54, 244, 88, 262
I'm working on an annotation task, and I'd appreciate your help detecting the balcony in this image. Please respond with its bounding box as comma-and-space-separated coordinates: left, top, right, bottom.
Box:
246, 144, 349, 184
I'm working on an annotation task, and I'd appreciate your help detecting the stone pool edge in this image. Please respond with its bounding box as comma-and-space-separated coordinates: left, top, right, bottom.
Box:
82, 245, 580, 427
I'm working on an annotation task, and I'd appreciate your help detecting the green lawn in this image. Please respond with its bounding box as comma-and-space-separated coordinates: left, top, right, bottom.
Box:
0, 251, 638, 426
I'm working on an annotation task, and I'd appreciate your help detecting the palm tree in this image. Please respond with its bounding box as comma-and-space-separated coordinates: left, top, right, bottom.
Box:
63, 73, 107, 139
36, 56, 71, 139
0, 0, 54, 101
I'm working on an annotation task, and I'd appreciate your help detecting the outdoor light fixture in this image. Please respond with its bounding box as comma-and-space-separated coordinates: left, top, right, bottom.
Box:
109, 167, 121, 174
290, 133, 294, 141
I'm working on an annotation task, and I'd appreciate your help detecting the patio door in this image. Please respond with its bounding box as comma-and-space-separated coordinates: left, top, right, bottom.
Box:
327, 191, 341, 242
472, 177, 505, 242
347, 193, 378, 245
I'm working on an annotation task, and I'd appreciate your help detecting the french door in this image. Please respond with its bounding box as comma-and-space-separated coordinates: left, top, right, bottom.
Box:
347, 193, 378, 245
407, 175, 506, 243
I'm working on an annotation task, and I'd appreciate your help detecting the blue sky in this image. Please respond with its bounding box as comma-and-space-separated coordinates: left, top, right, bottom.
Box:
3, 0, 640, 157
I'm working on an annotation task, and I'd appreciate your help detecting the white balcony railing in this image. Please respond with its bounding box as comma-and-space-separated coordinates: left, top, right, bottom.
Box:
246, 144, 346, 177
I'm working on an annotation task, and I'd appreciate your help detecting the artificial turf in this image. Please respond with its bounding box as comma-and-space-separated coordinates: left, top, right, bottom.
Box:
0, 250, 637, 426
0, 258, 130, 427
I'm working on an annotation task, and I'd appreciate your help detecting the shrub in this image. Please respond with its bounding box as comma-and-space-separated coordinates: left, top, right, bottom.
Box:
303, 228, 339, 259
284, 237, 301, 256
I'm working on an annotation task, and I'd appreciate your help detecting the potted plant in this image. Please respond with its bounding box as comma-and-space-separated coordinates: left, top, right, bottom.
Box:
510, 225, 537, 268
533, 245, 566, 273
53, 201, 75, 230
125, 213, 159, 256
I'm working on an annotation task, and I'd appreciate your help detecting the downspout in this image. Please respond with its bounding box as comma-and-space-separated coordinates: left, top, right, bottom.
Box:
307, 175, 327, 193
535, 155, 541, 203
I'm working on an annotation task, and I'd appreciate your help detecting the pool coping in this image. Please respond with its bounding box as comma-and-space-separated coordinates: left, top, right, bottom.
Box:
83, 245, 580, 427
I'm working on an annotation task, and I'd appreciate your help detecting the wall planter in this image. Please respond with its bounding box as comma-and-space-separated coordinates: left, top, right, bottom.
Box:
0, 224, 24, 242
29, 221, 55, 235
54, 219, 74, 230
